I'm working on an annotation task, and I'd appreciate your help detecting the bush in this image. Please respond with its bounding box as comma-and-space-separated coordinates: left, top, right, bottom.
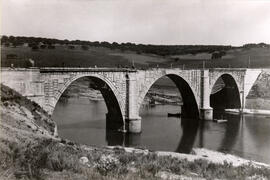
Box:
31, 46, 39, 51
40, 45, 46, 49
6, 54, 18, 59
81, 45, 89, 50
48, 45, 55, 49
96, 154, 119, 175
68, 45, 75, 50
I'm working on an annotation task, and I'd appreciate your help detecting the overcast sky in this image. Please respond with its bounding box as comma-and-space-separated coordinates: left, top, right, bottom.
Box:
1, 0, 270, 45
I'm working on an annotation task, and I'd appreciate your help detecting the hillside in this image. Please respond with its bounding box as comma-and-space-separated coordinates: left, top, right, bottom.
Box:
169, 46, 270, 69
248, 70, 270, 98
0, 84, 56, 136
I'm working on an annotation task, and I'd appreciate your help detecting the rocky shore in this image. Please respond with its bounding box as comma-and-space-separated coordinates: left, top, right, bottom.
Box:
1, 84, 270, 179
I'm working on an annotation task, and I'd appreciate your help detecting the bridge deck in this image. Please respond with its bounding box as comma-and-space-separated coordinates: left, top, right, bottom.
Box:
38, 67, 252, 72
39, 67, 138, 73
1, 67, 257, 73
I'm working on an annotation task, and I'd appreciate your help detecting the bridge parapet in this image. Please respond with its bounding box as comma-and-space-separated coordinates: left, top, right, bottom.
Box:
39, 67, 137, 73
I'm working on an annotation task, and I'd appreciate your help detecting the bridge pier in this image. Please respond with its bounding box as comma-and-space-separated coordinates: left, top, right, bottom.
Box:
125, 73, 142, 133
200, 70, 213, 120
200, 108, 213, 120
127, 118, 142, 133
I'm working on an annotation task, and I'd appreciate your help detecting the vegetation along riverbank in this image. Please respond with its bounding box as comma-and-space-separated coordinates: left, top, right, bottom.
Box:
1, 84, 270, 179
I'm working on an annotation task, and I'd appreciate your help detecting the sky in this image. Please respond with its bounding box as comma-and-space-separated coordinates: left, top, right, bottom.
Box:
1, 0, 270, 45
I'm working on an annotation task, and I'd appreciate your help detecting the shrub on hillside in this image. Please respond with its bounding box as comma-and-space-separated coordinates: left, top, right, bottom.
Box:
31, 45, 39, 51
81, 45, 89, 50
6, 54, 18, 59
4, 43, 10, 47
211, 51, 226, 59
68, 45, 75, 50
48, 45, 55, 49
40, 45, 46, 49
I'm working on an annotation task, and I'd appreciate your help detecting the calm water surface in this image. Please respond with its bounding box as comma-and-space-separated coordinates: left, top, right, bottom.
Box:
52, 97, 270, 164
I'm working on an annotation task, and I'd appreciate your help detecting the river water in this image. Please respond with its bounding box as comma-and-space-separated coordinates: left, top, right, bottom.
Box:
52, 97, 270, 164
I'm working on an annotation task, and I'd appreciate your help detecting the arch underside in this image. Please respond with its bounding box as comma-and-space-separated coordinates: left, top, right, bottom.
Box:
55, 76, 124, 130
140, 74, 199, 119
167, 75, 199, 118
210, 74, 241, 110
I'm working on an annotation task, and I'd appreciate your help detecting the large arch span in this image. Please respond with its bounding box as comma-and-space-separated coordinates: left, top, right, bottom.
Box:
53, 75, 125, 130
210, 73, 241, 111
137, 73, 200, 119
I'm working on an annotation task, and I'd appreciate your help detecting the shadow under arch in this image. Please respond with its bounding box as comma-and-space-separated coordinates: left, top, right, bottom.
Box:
53, 76, 124, 131
166, 74, 199, 118
175, 116, 200, 153
210, 74, 241, 111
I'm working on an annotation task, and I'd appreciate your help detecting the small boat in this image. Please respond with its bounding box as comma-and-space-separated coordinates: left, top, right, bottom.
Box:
213, 119, 227, 123
168, 113, 181, 118
118, 128, 127, 133
213, 114, 227, 123
89, 96, 101, 102
149, 98, 156, 106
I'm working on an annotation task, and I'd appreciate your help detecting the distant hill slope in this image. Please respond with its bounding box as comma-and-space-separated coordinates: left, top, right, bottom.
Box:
2, 35, 269, 68
169, 47, 270, 69
1, 46, 133, 67
2, 44, 270, 68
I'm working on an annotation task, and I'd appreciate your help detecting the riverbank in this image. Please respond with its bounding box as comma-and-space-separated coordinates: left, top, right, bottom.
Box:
225, 108, 270, 115
1, 84, 270, 179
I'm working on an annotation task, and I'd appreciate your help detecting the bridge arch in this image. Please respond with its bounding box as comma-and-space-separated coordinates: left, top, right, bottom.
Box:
52, 74, 125, 129
210, 73, 241, 110
137, 73, 199, 118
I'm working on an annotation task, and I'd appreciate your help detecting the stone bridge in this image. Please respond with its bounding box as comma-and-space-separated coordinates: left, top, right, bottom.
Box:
1, 67, 262, 133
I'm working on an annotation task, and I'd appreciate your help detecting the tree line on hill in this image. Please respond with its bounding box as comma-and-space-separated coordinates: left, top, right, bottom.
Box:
0, 35, 238, 56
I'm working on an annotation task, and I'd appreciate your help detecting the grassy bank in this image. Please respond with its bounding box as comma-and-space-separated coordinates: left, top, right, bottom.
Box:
1, 84, 270, 179
3, 139, 270, 180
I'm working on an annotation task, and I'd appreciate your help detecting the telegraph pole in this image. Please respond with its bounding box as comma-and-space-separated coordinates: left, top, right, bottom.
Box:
203, 61, 205, 70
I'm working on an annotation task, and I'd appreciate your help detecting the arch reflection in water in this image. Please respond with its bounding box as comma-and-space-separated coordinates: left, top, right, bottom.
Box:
176, 117, 200, 153
106, 115, 201, 154
217, 113, 241, 153
196, 111, 241, 152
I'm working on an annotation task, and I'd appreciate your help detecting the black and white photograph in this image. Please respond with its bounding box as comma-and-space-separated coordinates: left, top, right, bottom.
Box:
1, 0, 270, 179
